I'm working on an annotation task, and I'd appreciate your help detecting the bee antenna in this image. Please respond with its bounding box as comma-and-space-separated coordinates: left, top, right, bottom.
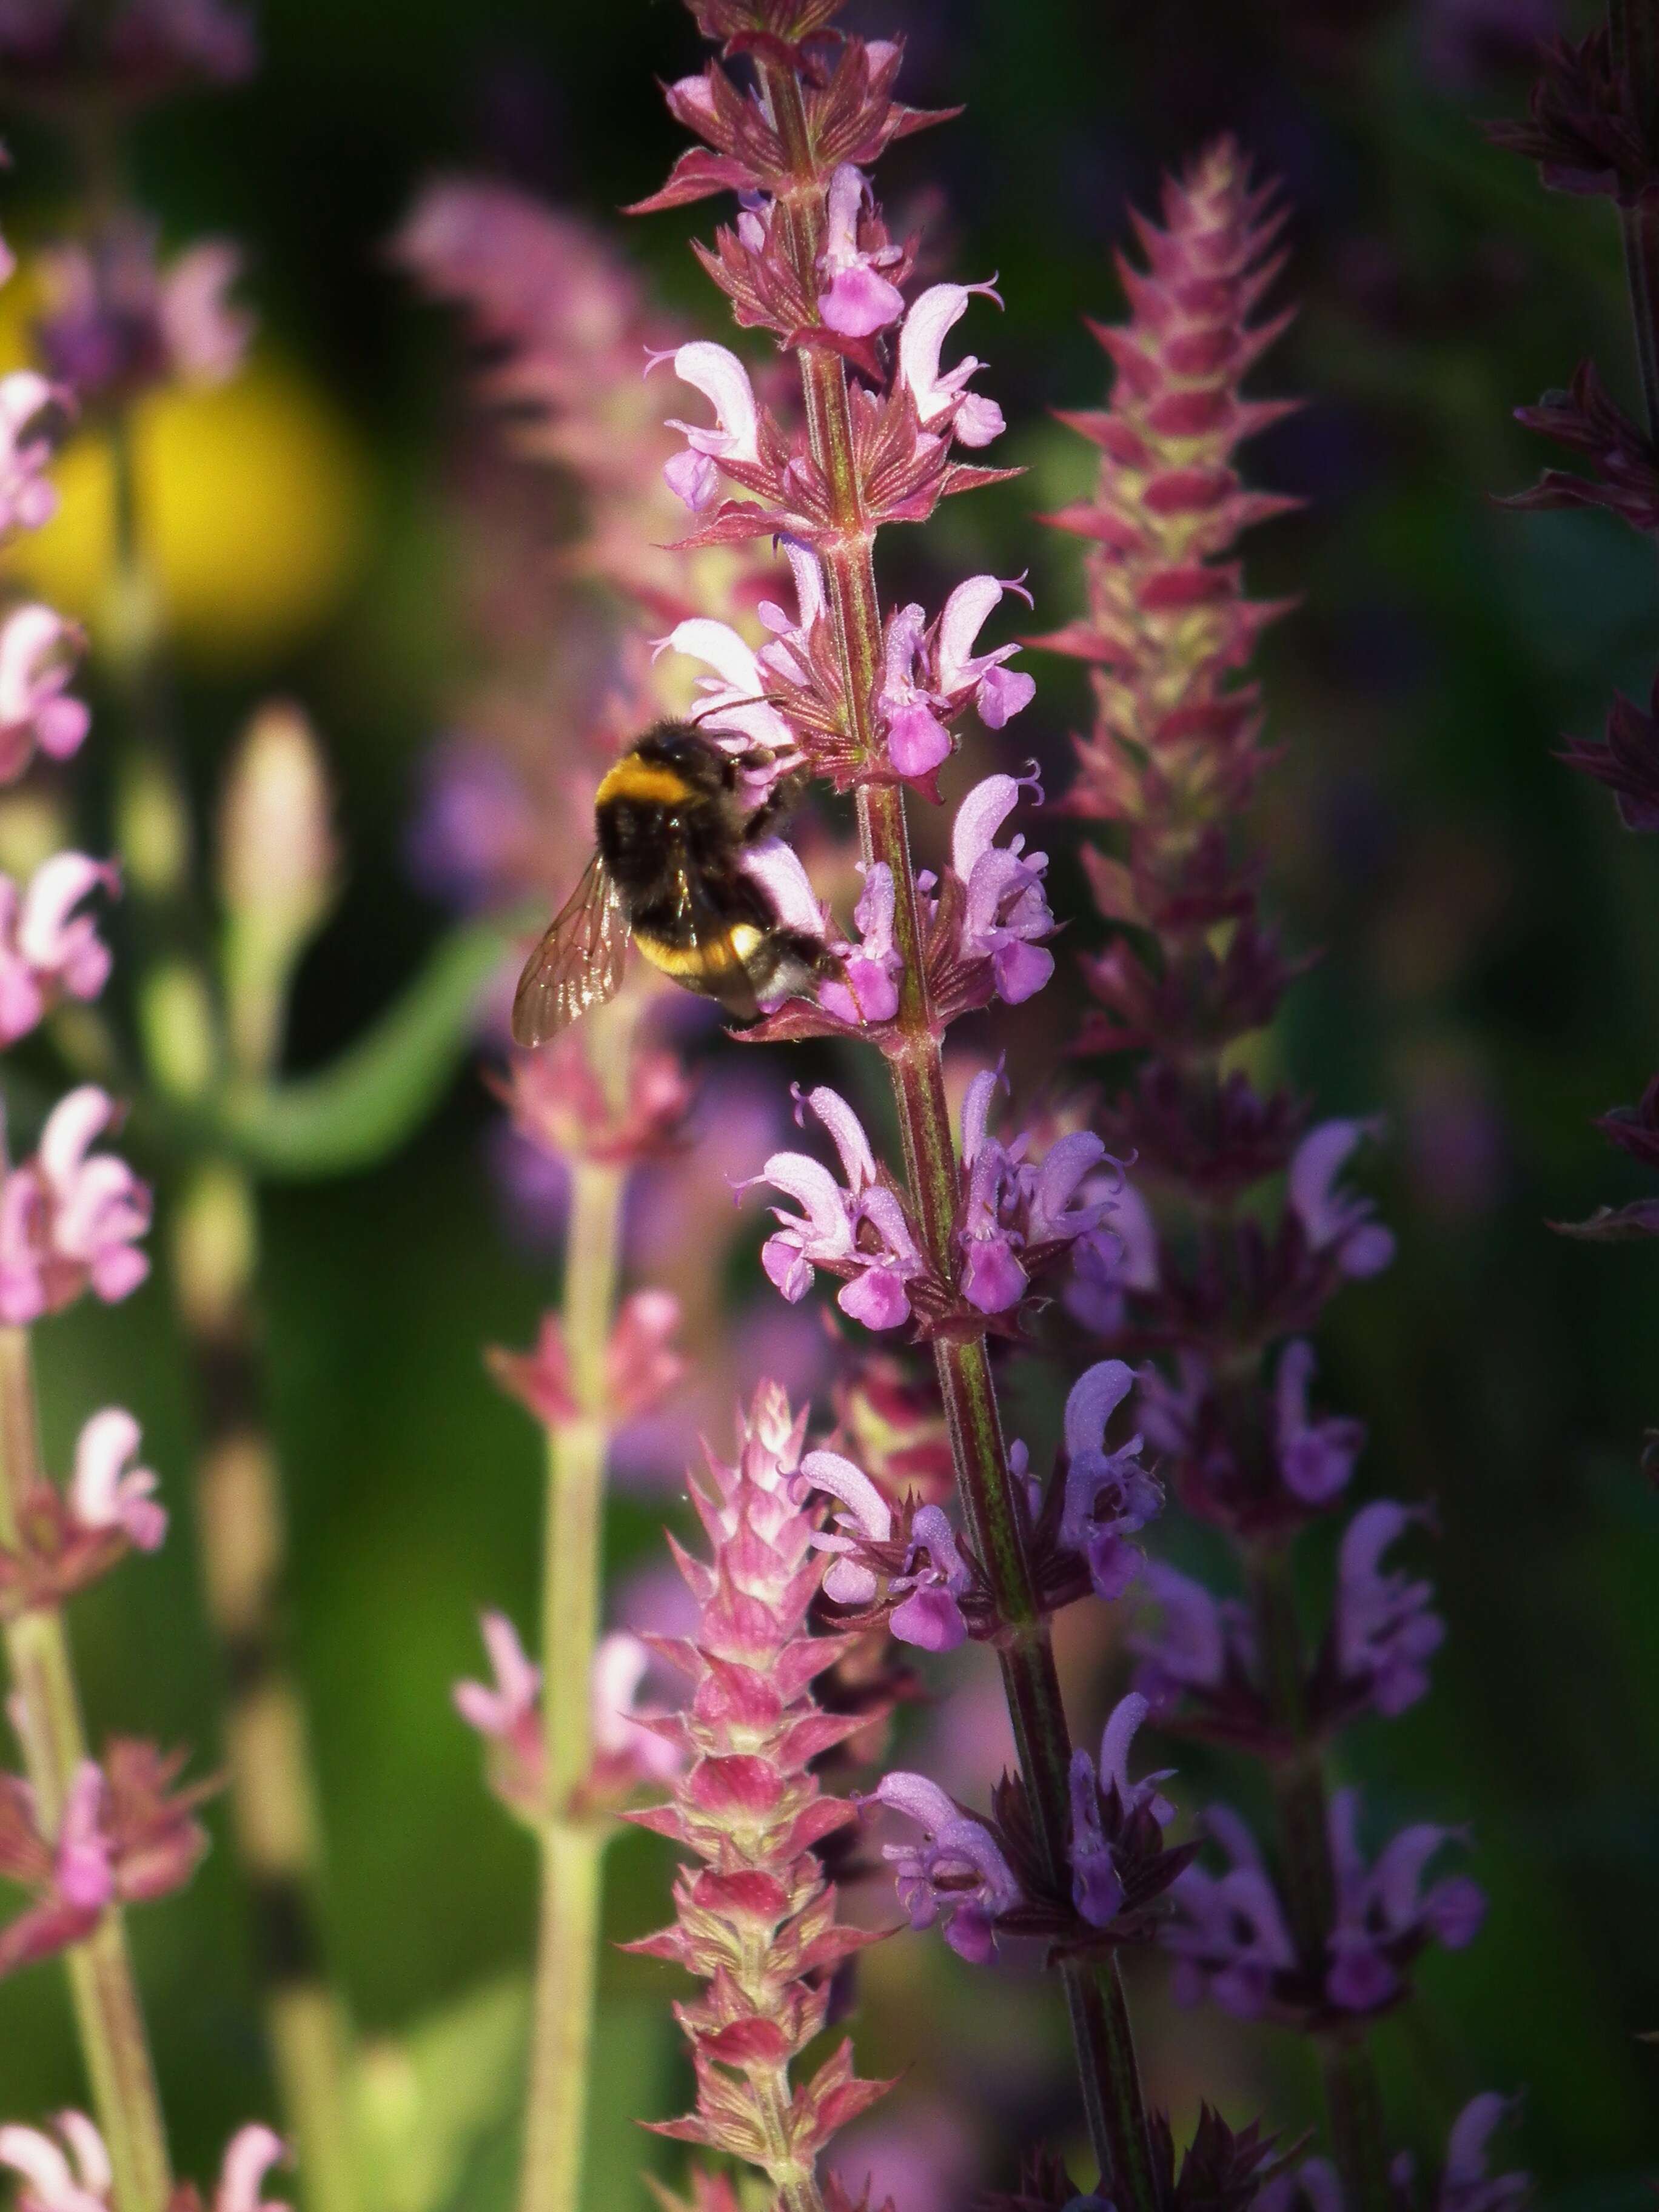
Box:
686, 692, 785, 731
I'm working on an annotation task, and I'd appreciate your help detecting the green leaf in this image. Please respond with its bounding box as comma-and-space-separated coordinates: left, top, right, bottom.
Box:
209, 915, 517, 1179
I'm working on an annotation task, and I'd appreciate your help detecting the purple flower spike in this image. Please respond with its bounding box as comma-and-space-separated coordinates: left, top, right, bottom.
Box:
872, 1770, 1023, 1962
1289, 1119, 1396, 1279
802, 1452, 972, 1648
1058, 1360, 1161, 1599
1335, 1501, 1444, 1718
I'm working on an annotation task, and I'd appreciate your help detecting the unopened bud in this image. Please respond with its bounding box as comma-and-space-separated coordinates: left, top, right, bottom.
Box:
218, 699, 336, 928
218, 699, 338, 1079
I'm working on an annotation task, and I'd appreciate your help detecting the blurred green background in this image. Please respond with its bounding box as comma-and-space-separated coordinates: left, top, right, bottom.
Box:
0, 0, 1657, 2205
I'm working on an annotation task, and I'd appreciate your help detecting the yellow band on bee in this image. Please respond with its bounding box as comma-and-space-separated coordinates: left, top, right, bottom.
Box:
633, 921, 763, 979
597, 757, 693, 808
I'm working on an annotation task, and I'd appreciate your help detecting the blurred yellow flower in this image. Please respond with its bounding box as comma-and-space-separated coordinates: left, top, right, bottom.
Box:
4, 360, 370, 668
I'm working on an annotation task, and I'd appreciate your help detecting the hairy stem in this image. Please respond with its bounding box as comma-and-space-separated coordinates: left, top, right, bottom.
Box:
173, 1160, 362, 2212
0, 1325, 173, 2212
1247, 1544, 1390, 2212
521, 1002, 634, 2212
756, 55, 1157, 2207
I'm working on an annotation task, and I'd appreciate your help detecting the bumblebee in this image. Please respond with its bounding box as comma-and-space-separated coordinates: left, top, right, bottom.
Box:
511, 721, 826, 1048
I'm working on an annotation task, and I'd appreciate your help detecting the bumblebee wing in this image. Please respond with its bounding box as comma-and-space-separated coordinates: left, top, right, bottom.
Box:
511, 853, 629, 1048
671, 856, 761, 1024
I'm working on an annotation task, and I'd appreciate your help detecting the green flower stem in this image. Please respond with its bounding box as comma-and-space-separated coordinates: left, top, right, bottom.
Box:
1247, 1544, 1391, 2212
756, 55, 1158, 2208
521, 999, 637, 2212
0, 1324, 173, 2212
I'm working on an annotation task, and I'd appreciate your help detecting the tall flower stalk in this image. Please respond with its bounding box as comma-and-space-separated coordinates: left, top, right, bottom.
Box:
1489, 2, 1659, 1472
1032, 142, 1512, 2208
472, 990, 692, 2212
623, 4, 1199, 2198
0, 96, 283, 2212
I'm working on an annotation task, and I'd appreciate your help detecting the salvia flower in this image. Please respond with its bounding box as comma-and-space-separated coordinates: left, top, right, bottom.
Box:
1129, 1561, 1258, 1723
0, 1741, 210, 1979
454, 1610, 544, 1822
954, 1068, 1116, 1318
876, 580, 1034, 784
655, 339, 763, 512
488, 1289, 687, 1433
817, 863, 902, 1027
0, 854, 118, 1046
1057, 1359, 1162, 1600
1324, 1788, 1484, 2013
743, 1083, 927, 1330
1274, 1341, 1365, 1506
945, 771, 1054, 1005
1288, 1121, 1396, 1281
0, 1087, 151, 1326
1329, 1502, 1444, 1721
625, 1384, 890, 2194
491, 1033, 695, 1168
870, 1771, 1023, 1962
802, 1447, 973, 1652
896, 283, 1005, 447
1164, 1791, 1483, 2023
817, 164, 905, 337
1065, 1692, 1184, 1933
0, 1406, 166, 1617
0, 374, 66, 537
0, 603, 90, 780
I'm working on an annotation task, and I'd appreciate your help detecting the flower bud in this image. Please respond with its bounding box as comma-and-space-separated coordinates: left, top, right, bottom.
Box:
217, 699, 338, 1078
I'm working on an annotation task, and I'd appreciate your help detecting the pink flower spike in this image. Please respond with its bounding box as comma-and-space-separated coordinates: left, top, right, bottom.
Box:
0, 605, 90, 783
897, 284, 1005, 447
69, 1408, 166, 1553
817, 165, 905, 337
214, 2127, 290, 2212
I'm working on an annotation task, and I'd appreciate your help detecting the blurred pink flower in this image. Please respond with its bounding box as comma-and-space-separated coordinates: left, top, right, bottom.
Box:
0, 854, 118, 1044
0, 1088, 152, 1326
0, 373, 65, 535
0, 604, 89, 780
